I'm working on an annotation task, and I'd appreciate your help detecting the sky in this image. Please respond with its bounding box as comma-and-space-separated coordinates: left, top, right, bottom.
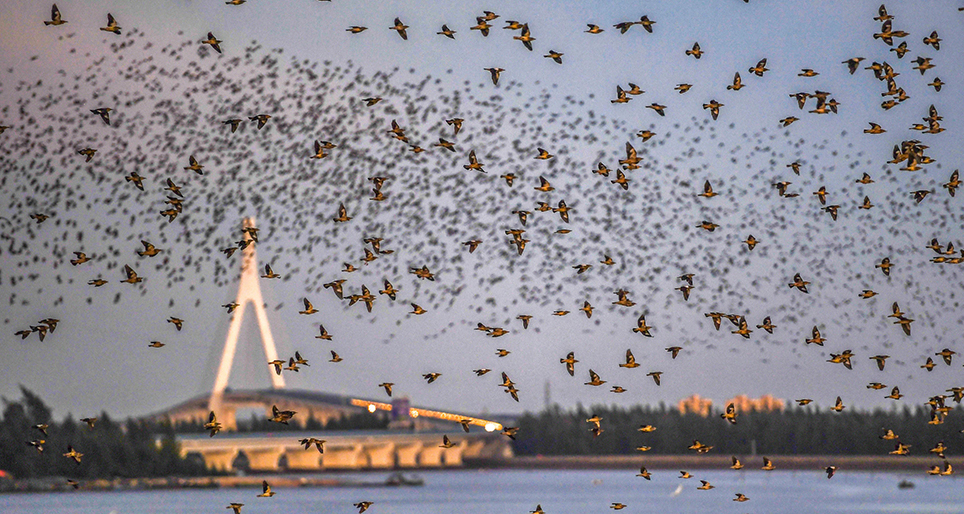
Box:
1, 0, 963, 423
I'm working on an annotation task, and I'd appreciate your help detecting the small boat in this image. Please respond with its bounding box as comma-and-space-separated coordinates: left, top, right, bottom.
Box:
897, 480, 915, 489
384, 472, 424, 487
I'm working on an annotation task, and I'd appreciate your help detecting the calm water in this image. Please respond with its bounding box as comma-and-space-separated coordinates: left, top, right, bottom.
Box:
1, 469, 962, 514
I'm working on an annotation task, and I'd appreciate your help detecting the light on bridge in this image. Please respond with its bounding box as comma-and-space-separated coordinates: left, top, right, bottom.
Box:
368, 404, 377, 413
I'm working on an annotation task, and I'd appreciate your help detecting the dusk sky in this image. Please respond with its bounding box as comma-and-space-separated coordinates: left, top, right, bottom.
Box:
1, 0, 963, 423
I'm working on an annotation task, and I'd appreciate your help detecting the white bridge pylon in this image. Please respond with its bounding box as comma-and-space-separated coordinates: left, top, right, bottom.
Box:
208, 217, 285, 415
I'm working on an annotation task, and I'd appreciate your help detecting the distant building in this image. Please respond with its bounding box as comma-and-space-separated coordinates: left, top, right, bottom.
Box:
678, 394, 713, 417
725, 394, 785, 413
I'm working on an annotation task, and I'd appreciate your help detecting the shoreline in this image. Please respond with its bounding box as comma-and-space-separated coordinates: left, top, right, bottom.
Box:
474, 454, 951, 471
1, 455, 949, 493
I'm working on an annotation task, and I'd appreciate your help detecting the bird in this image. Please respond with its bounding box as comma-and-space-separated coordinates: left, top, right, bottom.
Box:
637, 15, 656, 32
584, 369, 606, 386
167, 317, 183, 331
788, 273, 810, 293
120, 264, 143, 284
90, 107, 112, 125
513, 24, 535, 51
227, 504, 244, 514
936, 348, 956, 366
463, 150, 485, 173
870, 355, 889, 371
333, 203, 352, 222
748, 58, 769, 76
636, 466, 651, 480
257, 480, 275, 497
70, 252, 90, 266
269, 405, 296, 424
248, 114, 270, 130
619, 349, 639, 369
613, 86, 631, 104
44, 4, 67, 26
379, 383, 393, 397
63, 445, 83, 464
100, 13, 121, 34
203, 411, 222, 436
354, 502, 373, 514
436, 25, 456, 39
806, 326, 825, 346
843, 57, 865, 74
484, 68, 504, 86
202, 32, 223, 53
261, 264, 280, 279
632, 314, 653, 337
646, 371, 662, 386
721, 403, 737, 424
439, 435, 455, 448
390, 18, 409, 40
299, 298, 318, 315
830, 396, 845, 412
761, 457, 775, 471
560, 352, 578, 376
544, 50, 563, 64
731, 456, 744, 470
423, 373, 441, 384
702, 100, 723, 120
698, 180, 718, 198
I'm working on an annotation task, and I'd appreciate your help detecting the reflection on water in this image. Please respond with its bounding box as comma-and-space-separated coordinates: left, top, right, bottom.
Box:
1, 469, 961, 514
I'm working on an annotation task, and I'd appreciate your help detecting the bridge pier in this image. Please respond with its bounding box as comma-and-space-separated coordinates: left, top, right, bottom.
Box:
285, 449, 323, 470
323, 446, 364, 469
395, 442, 423, 468
246, 447, 285, 472
417, 444, 444, 467
192, 449, 239, 473
441, 441, 466, 467
364, 442, 396, 469
462, 439, 486, 459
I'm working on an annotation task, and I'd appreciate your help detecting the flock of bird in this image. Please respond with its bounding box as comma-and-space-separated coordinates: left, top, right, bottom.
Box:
3, 1, 964, 510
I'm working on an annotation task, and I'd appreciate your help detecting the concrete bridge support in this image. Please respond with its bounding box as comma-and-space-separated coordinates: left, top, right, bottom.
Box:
192, 449, 239, 473
417, 445, 444, 467
364, 443, 396, 469
395, 442, 423, 468
323, 446, 364, 469
441, 442, 465, 467
285, 450, 323, 470
246, 447, 285, 472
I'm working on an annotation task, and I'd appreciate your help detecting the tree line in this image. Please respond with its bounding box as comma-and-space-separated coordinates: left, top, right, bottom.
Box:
0, 387, 207, 479
510, 402, 964, 456
4, 387, 962, 479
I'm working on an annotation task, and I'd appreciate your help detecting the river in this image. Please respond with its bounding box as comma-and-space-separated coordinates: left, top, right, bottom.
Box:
1, 469, 961, 513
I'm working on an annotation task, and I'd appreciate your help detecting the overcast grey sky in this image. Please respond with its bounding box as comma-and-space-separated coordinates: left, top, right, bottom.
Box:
1, 0, 963, 422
